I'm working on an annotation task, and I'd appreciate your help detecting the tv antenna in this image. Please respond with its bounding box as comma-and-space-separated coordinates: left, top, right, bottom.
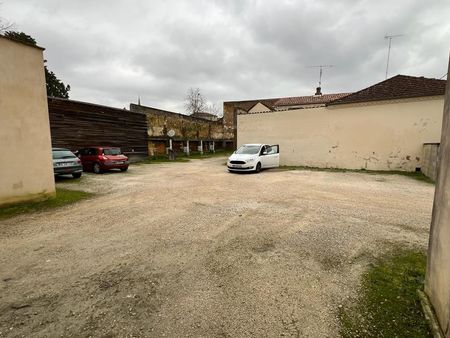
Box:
308, 65, 334, 88
384, 34, 403, 79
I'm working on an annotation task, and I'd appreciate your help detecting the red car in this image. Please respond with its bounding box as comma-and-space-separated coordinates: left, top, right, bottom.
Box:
77, 147, 129, 174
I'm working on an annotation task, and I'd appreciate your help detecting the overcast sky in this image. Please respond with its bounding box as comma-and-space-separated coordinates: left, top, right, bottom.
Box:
2, 0, 449, 113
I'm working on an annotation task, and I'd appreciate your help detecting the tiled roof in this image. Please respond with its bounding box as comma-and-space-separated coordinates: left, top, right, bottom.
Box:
328, 75, 447, 106
275, 93, 352, 107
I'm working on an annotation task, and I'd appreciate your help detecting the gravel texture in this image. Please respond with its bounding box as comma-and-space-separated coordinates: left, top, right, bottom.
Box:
0, 157, 434, 337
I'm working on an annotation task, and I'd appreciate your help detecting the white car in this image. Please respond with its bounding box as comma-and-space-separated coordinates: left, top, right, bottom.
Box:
227, 144, 280, 173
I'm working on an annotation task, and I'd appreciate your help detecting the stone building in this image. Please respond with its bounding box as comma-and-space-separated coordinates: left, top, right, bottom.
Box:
129, 104, 234, 156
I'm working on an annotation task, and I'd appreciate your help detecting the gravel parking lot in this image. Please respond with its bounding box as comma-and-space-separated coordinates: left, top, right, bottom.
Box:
0, 157, 434, 337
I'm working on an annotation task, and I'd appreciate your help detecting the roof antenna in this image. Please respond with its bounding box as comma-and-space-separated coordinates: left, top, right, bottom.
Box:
138, 95, 141, 105
308, 65, 334, 95
384, 34, 403, 79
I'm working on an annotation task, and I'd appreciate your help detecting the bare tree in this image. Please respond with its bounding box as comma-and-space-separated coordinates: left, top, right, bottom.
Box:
185, 87, 206, 115
185, 88, 223, 117
206, 103, 222, 117
0, 4, 14, 33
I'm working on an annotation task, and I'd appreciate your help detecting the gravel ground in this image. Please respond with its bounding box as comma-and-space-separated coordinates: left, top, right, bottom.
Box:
0, 157, 434, 337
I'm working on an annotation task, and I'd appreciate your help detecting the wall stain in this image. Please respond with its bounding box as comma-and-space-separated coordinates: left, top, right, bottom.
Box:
12, 181, 23, 190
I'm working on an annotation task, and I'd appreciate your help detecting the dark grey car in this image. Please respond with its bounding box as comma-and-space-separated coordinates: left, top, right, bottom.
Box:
52, 148, 83, 178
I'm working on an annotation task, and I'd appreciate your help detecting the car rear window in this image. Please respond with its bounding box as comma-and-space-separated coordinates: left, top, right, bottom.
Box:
52, 150, 76, 159
103, 148, 121, 155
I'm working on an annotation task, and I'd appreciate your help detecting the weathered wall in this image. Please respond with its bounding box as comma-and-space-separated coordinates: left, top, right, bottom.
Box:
422, 143, 440, 181
0, 37, 55, 205
237, 97, 444, 171
131, 103, 226, 140
426, 59, 450, 337
48, 98, 148, 160
130, 104, 234, 155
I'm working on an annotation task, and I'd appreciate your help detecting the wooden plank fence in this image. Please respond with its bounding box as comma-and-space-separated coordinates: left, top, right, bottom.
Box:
48, 97, 148, 159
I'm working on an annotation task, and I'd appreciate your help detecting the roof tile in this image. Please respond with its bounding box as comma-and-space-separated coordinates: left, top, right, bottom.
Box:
328, 75, 446, 105
275, 93, 352, 107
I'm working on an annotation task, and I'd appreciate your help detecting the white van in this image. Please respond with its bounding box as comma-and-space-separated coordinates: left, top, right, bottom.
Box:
227, 144, 280, 173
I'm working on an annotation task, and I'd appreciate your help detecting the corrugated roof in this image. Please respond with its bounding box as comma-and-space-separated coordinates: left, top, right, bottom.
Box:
328, 75, 447, 106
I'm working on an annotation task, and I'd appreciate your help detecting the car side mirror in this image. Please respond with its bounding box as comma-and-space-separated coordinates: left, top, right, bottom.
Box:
262, 151, 268, 155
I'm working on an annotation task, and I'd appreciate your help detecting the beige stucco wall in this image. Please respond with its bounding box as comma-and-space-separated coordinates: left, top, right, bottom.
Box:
237, 97, 444, 171
426, 58, 450, 337
0, 37, 55, 206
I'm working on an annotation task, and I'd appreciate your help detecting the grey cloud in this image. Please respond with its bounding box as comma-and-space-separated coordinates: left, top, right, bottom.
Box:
2, 0, 449, 113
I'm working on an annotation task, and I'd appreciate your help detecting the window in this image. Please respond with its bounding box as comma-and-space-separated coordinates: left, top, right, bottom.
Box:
103, 148, 122, 155
52, 150, 76, 159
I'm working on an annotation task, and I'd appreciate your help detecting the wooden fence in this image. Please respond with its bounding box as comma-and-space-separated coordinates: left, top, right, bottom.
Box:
48, 97, 148, 160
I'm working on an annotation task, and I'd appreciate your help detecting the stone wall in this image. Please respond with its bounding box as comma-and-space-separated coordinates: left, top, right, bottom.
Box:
422, 143, 440, 181
130, 104, 234, 155
425, 58, 450, 337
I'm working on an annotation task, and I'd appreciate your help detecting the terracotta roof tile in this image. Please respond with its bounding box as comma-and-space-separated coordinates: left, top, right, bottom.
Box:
275, 93, 352, 107
328, 75, 447, 105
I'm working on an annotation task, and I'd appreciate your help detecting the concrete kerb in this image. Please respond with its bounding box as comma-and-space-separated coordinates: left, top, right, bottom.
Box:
418, 289, 445, 338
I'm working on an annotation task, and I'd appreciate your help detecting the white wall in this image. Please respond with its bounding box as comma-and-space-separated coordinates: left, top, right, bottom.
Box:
237, 97, 444, 171
0, 37, 55, 205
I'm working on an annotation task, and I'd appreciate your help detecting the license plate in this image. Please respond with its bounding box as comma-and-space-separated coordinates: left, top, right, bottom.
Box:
232, 164, 242, 168
57, 162, 73, 167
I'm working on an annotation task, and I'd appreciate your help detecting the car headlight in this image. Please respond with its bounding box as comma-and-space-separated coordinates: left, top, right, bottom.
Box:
246, 158, 255, 163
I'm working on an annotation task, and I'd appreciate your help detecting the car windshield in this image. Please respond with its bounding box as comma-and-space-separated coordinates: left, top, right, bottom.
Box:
103, 148, 121, 155
235, 145, 261, 155
52, 150, 76, 159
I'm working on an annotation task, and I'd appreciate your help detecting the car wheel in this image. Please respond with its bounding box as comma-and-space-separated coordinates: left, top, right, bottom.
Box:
93, 163, 102, 174
255, 162, 262, 173
120, 166, 128, 172
72, 172, 82, 178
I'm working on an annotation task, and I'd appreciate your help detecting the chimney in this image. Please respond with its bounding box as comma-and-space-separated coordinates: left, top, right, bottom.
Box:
315, 87, 322, 96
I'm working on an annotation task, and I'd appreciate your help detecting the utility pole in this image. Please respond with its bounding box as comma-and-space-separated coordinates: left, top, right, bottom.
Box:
384, 34, 403, 79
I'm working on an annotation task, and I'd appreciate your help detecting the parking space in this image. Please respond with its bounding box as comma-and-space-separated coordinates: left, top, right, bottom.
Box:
0, 157, 434, 337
